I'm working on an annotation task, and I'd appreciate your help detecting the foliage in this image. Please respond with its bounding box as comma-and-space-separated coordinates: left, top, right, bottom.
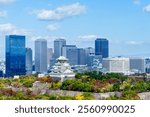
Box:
36, 76, 53, 83
146, 81, 150, 91
74, 94, 84, 100
131, 81, 148, 93
61, 79, 93, 92
0, 72, 150, 100
0, 82, 5, 89
51, 82, 62, 90
120, 81, 131, 91
82, 92, 94, 100
121, 90, 140, 100
112, 83, 120, 91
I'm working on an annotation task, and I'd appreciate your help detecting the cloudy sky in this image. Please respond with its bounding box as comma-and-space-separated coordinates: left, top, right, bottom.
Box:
0, 0, 150, 59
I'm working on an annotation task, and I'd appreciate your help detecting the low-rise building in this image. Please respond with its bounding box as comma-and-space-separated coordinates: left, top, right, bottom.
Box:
102, 57, 130, 75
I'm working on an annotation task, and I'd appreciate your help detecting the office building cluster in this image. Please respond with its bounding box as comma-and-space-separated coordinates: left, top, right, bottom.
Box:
0, 34, 150, 78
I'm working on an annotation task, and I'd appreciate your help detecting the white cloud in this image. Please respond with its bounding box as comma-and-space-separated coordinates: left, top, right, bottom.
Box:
0, 23, 32, 36
78, 35, 98, 41
143, 4, 150, 13
33, 2, 86, 21
0, 0, 15, 4
0, 11, 7, 18
127, 41, 143, 45
133, 0, 140, 5
0, 23, 15, 32
46, 23, 60, 31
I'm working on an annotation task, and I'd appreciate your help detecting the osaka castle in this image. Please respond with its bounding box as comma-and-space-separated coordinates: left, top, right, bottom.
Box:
49, 56, 75, 82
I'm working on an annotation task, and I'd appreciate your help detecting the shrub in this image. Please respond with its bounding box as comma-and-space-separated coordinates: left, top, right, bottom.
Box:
74, 94, 84, 100
36, 77, 53, 83
131, 81, 148, 93
51, 82, 62, 90
121, 90, 140, 100
61, 79, 93, 92
82, 92, 94, 100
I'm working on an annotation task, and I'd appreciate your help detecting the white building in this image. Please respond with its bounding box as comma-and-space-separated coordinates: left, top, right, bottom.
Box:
49, 56, 75, 82
102, 57, 130, 75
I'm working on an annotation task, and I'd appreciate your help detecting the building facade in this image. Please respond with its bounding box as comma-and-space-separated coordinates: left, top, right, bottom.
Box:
35, 39, 47, 73
102, 57, 130, 74
26, 48, 32, 75
47, 48, 53, 68
78, 48, 86, 65
130, 58, 146, 73
95, 38, 109, 58
6, 35, 26, 77
62, 45, 78, 66
84, 47, 95, 65
54, 39, 66, 59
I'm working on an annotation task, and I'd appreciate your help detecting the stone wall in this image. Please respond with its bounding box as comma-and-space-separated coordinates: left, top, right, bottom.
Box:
138, 92, 150, 100
46, 89, 121, 100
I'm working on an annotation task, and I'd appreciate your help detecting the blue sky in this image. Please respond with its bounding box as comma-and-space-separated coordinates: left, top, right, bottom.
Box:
0, 0, 150, 59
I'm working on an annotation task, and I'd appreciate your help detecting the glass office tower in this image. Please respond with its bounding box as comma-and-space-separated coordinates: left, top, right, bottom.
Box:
54, 39, 66, 59
35, 39, 47, 73
62, 45, 78, 65
6, 35, 26, 77
95, 38, 109, 58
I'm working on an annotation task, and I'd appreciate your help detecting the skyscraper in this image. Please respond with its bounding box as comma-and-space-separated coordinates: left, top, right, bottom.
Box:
26, 48, 32, 75
78, 48, 86, 65
95, 38, 109, 58
84, 47, 95, 65
54, 39, 66, 59
47, 48, 53, 68
6, 35, 26, 77
62, 45, 78, 65
35, 39, 47, 73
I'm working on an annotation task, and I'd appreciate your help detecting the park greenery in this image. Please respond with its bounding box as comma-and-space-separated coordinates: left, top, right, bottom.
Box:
0, 71, 150, 100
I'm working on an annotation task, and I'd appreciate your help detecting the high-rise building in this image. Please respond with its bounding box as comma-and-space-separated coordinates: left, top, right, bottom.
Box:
95, 38, 109, 58
54, 39, 66, 59
78, 48, 86, 65
6, 35, 26, 77
35, 39, 47, 73
47, 48, 53, 68
26, 48, 32, 75
62, 45, 78, 65
102, 57, 130, 75
84, 47, 95, 65
130, 58, 146, 73
85, 47, 95, 55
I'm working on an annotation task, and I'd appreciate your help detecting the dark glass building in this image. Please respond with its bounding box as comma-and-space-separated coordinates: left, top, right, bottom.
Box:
95, 38, 109, 58
6, 35, 26, 77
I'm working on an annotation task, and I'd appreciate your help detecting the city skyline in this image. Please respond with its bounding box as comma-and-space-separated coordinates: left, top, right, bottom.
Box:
1, 0, 150, 59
